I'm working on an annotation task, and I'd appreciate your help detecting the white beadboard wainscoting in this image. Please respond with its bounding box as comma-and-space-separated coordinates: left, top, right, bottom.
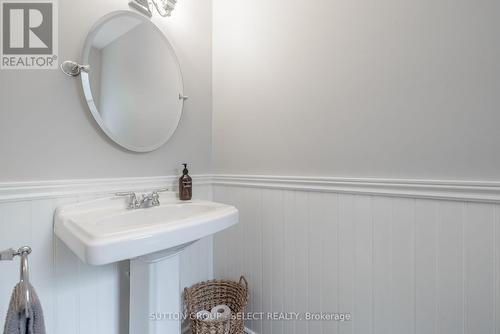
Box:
213, 175, 500, 334
3, 174, 500, 334
0, 175, 213, 334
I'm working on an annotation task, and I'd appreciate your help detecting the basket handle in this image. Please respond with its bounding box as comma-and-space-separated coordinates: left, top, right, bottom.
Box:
239, 276, 248, 290
183, 287, 193, 313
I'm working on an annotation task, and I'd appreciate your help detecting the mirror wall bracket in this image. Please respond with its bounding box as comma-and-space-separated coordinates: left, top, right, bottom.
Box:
60, 61, 90, 77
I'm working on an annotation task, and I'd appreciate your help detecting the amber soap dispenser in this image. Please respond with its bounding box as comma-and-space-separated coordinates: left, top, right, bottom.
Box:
179, 163, 192, 200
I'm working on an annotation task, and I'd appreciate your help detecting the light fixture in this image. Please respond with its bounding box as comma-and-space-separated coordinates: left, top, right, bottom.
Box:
129, 0, 177, 17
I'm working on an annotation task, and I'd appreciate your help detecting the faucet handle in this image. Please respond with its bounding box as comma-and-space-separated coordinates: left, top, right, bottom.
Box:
151, 188, 168, 206
115, 192, 139, 209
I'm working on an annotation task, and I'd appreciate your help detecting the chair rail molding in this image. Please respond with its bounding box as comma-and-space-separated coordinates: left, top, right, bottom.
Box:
0, 175, 212, 203
213, 174, 500, 203
3, 174, 500, 203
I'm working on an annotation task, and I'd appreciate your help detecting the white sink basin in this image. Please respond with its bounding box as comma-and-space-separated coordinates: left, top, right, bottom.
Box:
54, 195, 238, 265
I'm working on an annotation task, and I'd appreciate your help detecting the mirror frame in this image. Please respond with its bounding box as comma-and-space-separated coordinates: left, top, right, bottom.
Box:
81, 10, 185, 152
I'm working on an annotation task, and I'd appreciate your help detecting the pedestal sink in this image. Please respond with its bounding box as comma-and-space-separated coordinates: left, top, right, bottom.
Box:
54, 193, 238, 334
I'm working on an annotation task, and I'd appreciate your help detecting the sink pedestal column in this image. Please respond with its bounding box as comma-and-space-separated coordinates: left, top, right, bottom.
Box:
129, 249, 184, 334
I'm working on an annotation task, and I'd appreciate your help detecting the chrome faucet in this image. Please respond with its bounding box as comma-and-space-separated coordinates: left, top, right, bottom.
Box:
116, 188, 168, 209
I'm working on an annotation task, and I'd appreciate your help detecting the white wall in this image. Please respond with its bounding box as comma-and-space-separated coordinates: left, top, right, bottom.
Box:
212, 0, 500, 180
211, 1, 500, 333
3, 1, 500, 333
0, 0, 212, 182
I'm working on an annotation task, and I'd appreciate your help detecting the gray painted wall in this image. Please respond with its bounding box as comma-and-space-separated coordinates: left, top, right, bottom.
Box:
212, 0, 500, 180
0, 0, 212, 182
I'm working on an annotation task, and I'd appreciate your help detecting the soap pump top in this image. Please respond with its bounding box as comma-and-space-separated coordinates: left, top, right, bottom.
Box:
179, 163, 192, 201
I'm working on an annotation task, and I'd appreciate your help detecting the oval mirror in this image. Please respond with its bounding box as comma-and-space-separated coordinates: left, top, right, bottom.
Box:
81, 11, 184, 152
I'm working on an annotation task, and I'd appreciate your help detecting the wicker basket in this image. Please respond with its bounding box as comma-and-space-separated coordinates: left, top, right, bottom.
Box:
184, 276, 248, 334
